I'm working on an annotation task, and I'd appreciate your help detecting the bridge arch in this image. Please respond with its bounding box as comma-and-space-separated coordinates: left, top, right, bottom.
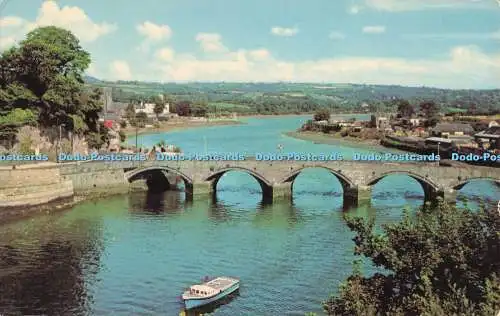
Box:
366, 171, 440, 202
125, 166, 193, 192
279, 166, 355, 191
451, 177, 500, 190
205, 167, 273, 194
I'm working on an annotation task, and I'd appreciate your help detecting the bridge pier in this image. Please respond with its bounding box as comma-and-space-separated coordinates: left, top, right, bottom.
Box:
343, 185, 372, 209
186, 180, 215, 200
440, 188, 458, 205
270, 182, 293, 203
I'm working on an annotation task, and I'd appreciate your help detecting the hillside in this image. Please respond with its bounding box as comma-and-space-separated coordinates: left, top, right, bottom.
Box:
85, 79, 500, 115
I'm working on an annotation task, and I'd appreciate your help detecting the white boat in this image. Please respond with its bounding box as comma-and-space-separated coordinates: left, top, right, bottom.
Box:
182, 276, 240, 310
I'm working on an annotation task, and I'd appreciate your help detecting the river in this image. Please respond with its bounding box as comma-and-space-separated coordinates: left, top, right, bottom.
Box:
1, 116, 499, 316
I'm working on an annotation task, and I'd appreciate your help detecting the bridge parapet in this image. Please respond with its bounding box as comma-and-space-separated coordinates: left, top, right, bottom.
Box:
58, 159, 500, 208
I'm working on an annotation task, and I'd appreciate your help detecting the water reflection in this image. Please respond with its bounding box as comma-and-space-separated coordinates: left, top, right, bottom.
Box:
253, 203, 302, 228
182, 290, 240, 316
208, 200, 233, 222
0, 216, 103, 316
128, 191, 187, 215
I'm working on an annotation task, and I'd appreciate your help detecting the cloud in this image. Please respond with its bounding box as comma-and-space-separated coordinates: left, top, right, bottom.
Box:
29, 1, 116, 42
329, 31, 346, 40
136, 21, 172, 53
270, 27, 299, 37
403, 29, 500, 40
116, 32, 499, 89
363, 0, 492, 11
109, 60, 132, 80
136, 21, 172, 42
248, 49, 271, 61
0, 36, 16, 50
362, 26, 386, 34
87, 63, 98, 77
0, 1, 116, 50
195, 33, 228, 53
0, 16, 24, 28
155, 47, 175, 62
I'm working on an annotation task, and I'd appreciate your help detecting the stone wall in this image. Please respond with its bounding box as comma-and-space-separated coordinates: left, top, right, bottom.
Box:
59, 162, 130, 197
0, 163, 74, 222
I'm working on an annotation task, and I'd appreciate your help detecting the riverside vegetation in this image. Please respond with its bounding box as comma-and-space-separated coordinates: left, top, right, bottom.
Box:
0, 26, 110, 157
319, 201, 500, 315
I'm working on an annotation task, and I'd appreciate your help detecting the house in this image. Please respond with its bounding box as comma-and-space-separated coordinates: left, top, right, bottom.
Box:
409, 118, 422, 127
430, 123, 474, 137
135, 101, 170, 117
474, 126, 500, 150
376, 117, 390, 130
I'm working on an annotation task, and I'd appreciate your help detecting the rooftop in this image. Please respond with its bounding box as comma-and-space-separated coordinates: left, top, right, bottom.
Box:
475, 126, 500, 139
431, 123, 474, 133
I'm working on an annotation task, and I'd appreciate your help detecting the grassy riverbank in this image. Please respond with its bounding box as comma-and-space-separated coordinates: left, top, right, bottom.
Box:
285, 131, 397, 152
123, 119, 244, 137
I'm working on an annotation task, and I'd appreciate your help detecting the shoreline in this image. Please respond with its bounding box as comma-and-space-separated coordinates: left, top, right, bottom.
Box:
123, 119, 244, 137
284, 130, 400, 152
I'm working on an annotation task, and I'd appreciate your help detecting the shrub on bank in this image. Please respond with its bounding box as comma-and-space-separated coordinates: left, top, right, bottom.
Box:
322, 201, 500, 315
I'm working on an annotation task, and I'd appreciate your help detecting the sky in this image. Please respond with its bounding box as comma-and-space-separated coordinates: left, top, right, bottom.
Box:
0, 0, 499, 89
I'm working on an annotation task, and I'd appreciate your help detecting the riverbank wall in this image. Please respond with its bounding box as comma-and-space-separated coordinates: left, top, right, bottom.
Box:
0, 163, 75, 222
58, 162, 130, 197
0, 162, 138, 223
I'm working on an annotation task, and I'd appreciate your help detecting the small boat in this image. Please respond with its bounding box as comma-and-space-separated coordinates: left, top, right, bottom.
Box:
182, 276, 240, 310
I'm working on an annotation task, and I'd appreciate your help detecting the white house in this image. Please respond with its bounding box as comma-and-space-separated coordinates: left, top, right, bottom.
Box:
135, 102, 170, 117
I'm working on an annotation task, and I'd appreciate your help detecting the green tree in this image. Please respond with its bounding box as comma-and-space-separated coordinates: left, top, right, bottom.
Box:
314, 108, 330, 121
323, 201, 500, 315
86, 122, 109, 150
134, 112, 148, 128
125, 102, 136, 120
153, 101, 165, 119
191, 101, 208, 117
420, 100, 440, 127
0, 26, 105, 151
176, 100, 191, 116
0, 108, 37, 148
396, 99, 415, 118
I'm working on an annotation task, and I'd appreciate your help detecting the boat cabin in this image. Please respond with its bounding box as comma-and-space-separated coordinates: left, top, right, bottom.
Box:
189, 285, 219, 297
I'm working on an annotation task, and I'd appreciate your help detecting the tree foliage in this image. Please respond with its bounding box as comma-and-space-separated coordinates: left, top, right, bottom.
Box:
0, 26, 104, 149
314, 108, 331, 121
420, 100, 440, 127
396, 99, 415, 118
153, 100, 165, 118
324, 202, 500, 315
175, 100, 192, 116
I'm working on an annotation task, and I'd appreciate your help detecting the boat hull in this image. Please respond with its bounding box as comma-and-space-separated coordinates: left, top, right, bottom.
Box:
183, 282, 239, 310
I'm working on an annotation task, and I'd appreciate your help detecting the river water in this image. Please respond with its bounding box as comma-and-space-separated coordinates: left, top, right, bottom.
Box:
1, 116, 499, 316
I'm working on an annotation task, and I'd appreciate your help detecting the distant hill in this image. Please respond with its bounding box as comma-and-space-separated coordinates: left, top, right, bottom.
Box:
86, 81, 500, 115
84, 75, 101, 83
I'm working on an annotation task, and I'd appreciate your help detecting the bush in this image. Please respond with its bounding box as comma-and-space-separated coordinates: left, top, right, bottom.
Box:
18, 134, 34, 154
323, 202, 500, 315
314, 109, 330, 121
118, 130, 126, 142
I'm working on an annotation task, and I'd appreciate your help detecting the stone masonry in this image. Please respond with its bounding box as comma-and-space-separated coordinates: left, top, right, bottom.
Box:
59, 159, 500, 209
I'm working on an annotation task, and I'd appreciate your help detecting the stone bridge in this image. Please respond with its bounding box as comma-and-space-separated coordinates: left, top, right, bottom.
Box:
58, 159, 500, 209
